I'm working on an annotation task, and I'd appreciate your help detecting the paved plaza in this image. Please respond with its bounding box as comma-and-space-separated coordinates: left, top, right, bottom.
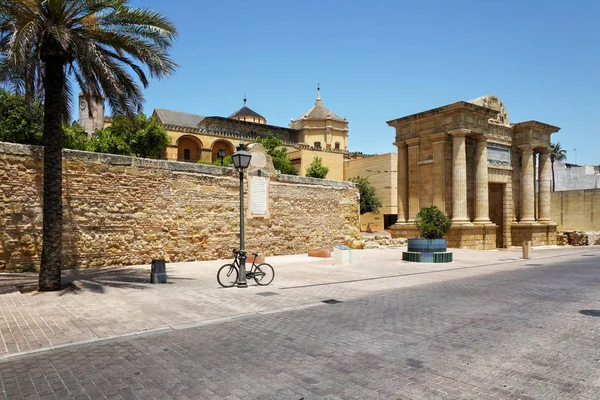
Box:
0, 246, 599, 399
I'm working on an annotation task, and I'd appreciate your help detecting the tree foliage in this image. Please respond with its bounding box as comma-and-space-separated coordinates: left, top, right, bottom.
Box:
197, 155, 233, 166
305, 156, 329, 179
415, 206, 452, 239
349, 176, 383, 215
254, 134, 298, 175
0, 0, 178, 291
0, 89, 44, 145
90, 113, 170, 158
62, 122, 89, 151
551, 142, 567, 162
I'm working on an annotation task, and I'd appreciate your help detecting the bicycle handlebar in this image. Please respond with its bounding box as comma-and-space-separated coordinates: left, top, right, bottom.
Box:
232, 249, 259, 257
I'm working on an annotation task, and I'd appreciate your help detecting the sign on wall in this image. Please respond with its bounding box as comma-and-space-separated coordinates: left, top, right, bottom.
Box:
249, 173, 269, 218
487, 143, 511, 167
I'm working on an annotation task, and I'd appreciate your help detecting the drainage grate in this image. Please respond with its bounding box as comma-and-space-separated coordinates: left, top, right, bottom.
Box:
322, 299, 342, 304
581, 254, 595, 257
525, 264, 543, 266
256, 292, 279, 297
580, 310, 600, 317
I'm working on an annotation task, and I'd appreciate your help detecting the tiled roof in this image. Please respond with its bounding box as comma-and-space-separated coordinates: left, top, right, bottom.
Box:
153, 108, 205, 128
293, 91, 345, 122
229, 105, 265, 120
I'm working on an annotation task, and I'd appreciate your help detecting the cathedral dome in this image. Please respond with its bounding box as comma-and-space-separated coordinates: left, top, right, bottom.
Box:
229, 97, 266, 124
293, 87, 345, 122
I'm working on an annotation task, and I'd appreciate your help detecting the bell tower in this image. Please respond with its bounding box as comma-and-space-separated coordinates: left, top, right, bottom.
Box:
78, 94, 105, 137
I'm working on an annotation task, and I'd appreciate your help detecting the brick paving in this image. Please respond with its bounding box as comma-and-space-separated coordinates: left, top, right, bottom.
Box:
0, 246, 599, 398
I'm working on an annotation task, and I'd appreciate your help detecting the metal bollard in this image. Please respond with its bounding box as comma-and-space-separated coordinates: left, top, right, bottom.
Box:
522, 241, 531, 259
150, 259, 167, 283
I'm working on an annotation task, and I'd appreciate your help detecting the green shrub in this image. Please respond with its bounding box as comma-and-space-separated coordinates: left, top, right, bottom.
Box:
415, 206, 452, 239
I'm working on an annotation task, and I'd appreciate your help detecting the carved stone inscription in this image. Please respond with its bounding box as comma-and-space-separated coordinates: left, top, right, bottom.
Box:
250, 175, 269, 217
487, 143, 511, 167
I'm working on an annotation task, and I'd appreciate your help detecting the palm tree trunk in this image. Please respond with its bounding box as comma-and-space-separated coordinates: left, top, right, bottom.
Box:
39, 57, 65, 291
551, 158, 555, 192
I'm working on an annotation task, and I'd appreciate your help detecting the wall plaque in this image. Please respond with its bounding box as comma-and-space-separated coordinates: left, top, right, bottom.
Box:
249, 175, 269, 218
488, 143, 511, 167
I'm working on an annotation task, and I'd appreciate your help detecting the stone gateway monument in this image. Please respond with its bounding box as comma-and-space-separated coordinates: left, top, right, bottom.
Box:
388, 95, 559, 249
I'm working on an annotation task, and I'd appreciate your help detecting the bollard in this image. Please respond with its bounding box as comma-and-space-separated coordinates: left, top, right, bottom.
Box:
522, 241, 531, 259
150, 259, 168, 283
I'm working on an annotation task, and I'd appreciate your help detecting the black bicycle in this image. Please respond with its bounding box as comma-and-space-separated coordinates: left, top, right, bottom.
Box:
217, 249, 275, 287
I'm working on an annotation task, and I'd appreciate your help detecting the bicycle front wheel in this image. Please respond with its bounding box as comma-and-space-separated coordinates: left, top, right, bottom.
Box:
217, 264, 239, 287
254, 263, 274, 285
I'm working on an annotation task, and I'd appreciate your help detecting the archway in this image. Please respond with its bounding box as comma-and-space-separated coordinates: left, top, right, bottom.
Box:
177, 135, 202, 163
211, 140, 235, 163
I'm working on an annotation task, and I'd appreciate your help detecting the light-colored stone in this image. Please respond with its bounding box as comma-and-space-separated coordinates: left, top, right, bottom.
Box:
0, 142, 359, 271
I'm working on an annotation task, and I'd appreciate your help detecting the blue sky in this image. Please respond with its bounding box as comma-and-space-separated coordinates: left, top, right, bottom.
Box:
129, 0, 599, 165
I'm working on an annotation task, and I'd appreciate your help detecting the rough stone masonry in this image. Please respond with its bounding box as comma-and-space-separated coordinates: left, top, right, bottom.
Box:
0, 142, 359, 272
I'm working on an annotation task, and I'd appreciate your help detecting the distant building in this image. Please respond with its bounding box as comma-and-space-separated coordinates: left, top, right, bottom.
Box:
81, 88, 353, 181
552, 161, 600, 191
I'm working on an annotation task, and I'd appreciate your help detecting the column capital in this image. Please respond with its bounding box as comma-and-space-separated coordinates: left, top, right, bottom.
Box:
430, 131, 448, 142
405, 137, 420, 147
519, 144, 536, 152
475, 135, 488, 144
538, 147, 551, 155
448, 128, 470, 137
393, 141, 407, 149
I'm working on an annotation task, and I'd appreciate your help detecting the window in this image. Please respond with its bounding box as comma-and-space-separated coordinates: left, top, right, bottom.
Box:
314, 141, 321, 150
334, 142, 340, 150
184, 149, 191, 161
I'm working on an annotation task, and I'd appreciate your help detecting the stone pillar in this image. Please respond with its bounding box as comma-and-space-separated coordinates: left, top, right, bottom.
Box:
474, 137, 491, 224
538, 148, 552, 223
406, 138, 420, 222
520, 145, 536, 223
430, 132, 447, 212
395, 141, 408, 223
451, 130, 469, 223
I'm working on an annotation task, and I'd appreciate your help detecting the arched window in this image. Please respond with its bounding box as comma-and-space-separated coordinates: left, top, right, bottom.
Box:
314, 141, 321, 150
334, 142, 340, 150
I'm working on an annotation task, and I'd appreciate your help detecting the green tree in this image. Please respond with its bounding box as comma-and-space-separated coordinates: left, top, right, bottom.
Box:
349, 176, 383, 215
415, 206, 452, 239
550, 142, 567, 192
0, 89, 44, 145
305, 156, 329, 179
0, 0, 177, 291
254, 134, 298, 175
93, 113, 170, 158
62, 122, 89, 151
197, 155, 233, 166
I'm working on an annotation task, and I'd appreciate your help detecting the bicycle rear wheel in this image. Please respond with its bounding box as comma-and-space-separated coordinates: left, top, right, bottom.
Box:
217, 264, 239, 287
253, 263, 274, 285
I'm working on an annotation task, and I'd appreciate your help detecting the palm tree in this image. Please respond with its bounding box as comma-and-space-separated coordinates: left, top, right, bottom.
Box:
550, 142, 567, 192
0, 1, 177, 291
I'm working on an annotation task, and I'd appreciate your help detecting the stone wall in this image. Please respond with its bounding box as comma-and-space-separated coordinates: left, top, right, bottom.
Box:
551, 189, 600, 231
0, 142, 359, 272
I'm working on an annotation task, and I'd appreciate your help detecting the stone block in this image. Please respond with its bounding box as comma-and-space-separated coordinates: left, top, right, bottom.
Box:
308, 248, 331, 258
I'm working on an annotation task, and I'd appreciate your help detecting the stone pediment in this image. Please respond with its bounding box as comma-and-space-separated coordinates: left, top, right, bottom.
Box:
468, 95, 512, 127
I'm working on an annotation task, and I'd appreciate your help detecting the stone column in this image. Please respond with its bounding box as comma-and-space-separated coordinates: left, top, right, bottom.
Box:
430, 132, 447, 212
451, 130, 470, 223
520, 145, 536, 223
395, 141, 408, 223
474, 137, 491, 224
406, 138, 420, 222
538, 148, 552, 223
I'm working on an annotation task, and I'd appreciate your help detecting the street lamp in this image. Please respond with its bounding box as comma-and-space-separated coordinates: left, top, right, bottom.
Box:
217, 148, 225, 165
232, 141, 252, 288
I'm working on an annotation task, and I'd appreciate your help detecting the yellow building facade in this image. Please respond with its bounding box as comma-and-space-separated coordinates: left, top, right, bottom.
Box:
113, 91, 350, 180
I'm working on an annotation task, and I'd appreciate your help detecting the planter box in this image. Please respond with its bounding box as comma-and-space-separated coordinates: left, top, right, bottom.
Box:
407, 238, 447, 253
403, 238, 452, 263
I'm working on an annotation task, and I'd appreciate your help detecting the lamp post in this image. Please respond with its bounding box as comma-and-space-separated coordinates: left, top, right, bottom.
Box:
231, 141, 252, 288
218, 148, 225, 166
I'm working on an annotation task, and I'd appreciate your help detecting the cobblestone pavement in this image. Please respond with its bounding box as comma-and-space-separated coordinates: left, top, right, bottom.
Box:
1, 249, 599, 399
